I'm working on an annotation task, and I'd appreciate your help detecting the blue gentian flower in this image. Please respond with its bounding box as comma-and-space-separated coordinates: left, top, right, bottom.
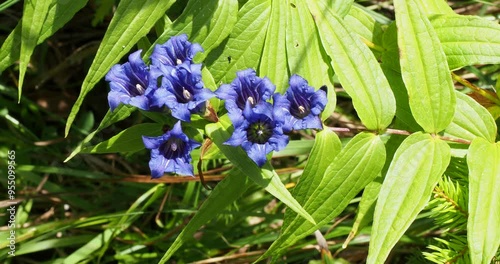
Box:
273, 74, 327, 132
215, 69, 275, 125
150, 34, 203, 67
142, 121, 201, 177
106, 50, 153, 111
149, 62, 214, 121
225, 102, 289, 167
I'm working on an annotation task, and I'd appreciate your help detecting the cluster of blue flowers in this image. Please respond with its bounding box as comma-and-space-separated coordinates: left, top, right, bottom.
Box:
105, 34, 327, 178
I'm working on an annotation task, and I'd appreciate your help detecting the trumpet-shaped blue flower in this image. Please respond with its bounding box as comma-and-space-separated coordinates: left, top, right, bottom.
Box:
273, 74, 327, 132
150, 34, 203, 67
215, 69, 275, 126
142, 121, 201, 177
106, 50, 153, 111
149, 63, 214, 121
225, 102, 289, 167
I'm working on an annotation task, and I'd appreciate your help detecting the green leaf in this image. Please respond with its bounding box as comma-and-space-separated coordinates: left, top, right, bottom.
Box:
158, 169, 252, 263
344, 5, 384, 50
445, 91, 497, 143
18, 0, 52, 101
467, 138, 500, 264
286, 0, 336, 118
272, 139, 315, 158
307, 1, 395, 130
324, 0, 354, 18
147, 0, 238, 62
414, 0, 454, 15
259, 0, 288, 91
368, 132, 451, 264
65, 0, 176, 136
81, 123, 163, 154
286, 129, 342, 218
393, 0, 456, 133
345, 134, 407, 247
0, 0, 88, 73
260, 132, 386, 260
381, 64, 422, 131
65, 105, 136, 162
205, 0, 271, 83
205, 118, 315, 225
431, 14, 500, 70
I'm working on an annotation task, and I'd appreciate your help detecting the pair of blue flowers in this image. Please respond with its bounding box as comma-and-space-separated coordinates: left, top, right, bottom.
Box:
106, 34, 327, 178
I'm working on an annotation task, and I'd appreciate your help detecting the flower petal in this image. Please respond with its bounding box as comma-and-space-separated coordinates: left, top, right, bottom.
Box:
149, 151, 168, 178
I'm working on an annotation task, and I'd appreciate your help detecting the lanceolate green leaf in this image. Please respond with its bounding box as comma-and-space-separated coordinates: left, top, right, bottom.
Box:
65, 0, 176, 136
205, 118, 315, 225
393, 0, 456, 133
205, 0, 271, 83
158, 169, 252, 263
445, 91, 497, 143
81, 123, 163, 154
0, 0, 88, 73
346, 133, 406, 247
368, 132, 451, 264
322, 0, 354, 18
283, 129, 342, 226
260, 132, 386, 260
431, 14, 500, 70
18, 0, 52, 101
286, 0, 336, 119
467, 138, 500, 264
307, 1, 395, 130
259, 0, 288, 91
414, 0, 454, 15
344, 5, 384, 50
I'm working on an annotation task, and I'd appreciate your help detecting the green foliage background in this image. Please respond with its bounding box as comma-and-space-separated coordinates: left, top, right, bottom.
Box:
0, 0, 499, 263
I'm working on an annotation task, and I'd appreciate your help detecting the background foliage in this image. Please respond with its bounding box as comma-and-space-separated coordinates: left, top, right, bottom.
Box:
1, 0, 499, 263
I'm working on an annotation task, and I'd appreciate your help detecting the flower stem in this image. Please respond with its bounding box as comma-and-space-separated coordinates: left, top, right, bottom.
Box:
360, 37, 385, 52
451, 72, 500, 105
326, 126, 471, 144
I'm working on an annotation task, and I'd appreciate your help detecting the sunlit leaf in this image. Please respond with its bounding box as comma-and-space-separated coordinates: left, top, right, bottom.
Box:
308, 0, 396, 130
205, 0, 271, 83
344, 5, 384, 52
284, 129, 342, 224
259, 0, 288, 91
394, 0, 456, 133
431, 14, 500, 70
467, 138, 500, 264
368, 132, 451, 264
18, 0, 52, 101
414, 0, 454, 15
260, 132, 386, 260
445, 91, 497, 143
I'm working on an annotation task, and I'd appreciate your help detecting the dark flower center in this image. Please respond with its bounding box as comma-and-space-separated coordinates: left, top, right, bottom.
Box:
131, 83, 146, 96
162, 137, 186, 159
289, 93, 311, 119
173, 85, 194, 103
247, 120, 273, 144
237, 86, 260, 109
